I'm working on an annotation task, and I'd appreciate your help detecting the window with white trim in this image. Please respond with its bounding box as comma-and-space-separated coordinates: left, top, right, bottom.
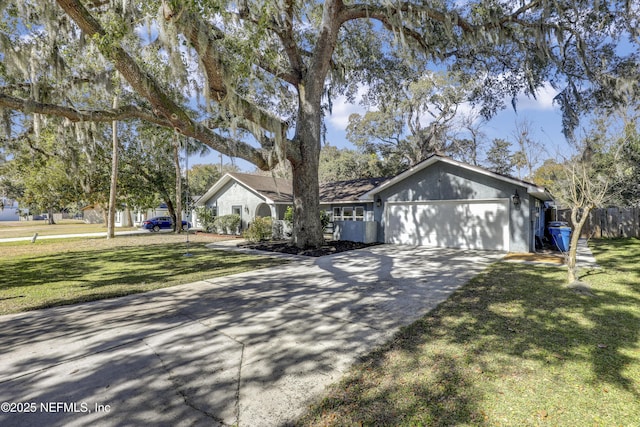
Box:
342, 206, 354, 221
333, 207, 342, 221
355, 206, 364, 221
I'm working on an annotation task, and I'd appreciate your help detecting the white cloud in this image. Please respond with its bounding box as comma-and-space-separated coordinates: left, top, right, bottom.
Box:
325, 80, 560, 136
326, 86, 372, 129
516, 82, 560, 111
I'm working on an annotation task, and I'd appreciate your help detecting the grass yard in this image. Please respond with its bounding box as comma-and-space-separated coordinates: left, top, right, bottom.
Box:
0, 233, 285, 315
298, 238, 640, 426
0, 219, 136, 238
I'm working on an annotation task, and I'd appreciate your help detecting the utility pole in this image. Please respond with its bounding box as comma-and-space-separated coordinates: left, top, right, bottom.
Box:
107, 94, 118, 239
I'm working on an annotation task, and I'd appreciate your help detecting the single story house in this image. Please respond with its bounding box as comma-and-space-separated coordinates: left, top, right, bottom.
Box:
195, 155, 553, 252
0, 197, 21, 221
82, 204, 172, 227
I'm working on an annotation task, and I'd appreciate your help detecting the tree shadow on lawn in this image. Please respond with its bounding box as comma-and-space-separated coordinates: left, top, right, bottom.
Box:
590, 238, 640, 280
0, 245, 281, 312
300, 262, 640, 426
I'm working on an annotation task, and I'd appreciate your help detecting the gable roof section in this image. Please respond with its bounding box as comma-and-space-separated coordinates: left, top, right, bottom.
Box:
228, 172, 294, 203
319, 177, 389, 203
196, 172, 293, 205
197, 173, 388, 206
360, 154, 553, 201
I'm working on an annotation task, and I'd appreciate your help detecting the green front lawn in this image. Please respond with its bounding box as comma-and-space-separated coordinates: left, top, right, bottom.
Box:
0, 220, 136, 238
0, 238, 285, 315
299, 238, 640, 426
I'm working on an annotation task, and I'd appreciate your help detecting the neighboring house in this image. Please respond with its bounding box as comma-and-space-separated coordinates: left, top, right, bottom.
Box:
195, 155, 553, 252
0, 197, 20, 221
82, 204, 171, 227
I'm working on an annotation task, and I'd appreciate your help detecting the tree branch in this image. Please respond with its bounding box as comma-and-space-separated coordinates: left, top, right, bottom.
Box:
237, 0, 304, 85
162, 2, 289, 144
55, 0, 272, 169
0, 92, 170, 125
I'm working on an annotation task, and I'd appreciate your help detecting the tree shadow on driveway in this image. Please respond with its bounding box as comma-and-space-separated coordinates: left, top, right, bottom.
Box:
0, 245, 502, 426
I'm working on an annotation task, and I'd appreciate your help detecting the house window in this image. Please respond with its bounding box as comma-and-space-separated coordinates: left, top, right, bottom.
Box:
342, 207, 354, 221
232, 206, 242, 216
115, 211, 122, 224
326, 209, 334, 221
333, 207, 342, 221
211, 206, 218, 217
355, 206, 364, 221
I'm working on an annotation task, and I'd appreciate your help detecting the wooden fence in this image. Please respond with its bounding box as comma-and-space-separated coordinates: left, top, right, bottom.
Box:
557, 207, 640, 238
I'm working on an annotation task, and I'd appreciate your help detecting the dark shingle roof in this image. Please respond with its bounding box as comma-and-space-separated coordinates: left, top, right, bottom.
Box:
228, 173, 386, 203
228, 172, 294, 203
319, 177, 388, 202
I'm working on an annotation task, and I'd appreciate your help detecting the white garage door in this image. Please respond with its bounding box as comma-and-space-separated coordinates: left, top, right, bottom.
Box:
386, 199, 509, 251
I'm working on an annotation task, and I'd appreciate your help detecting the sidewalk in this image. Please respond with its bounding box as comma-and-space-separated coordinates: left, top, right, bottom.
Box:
0, 229, 148, 243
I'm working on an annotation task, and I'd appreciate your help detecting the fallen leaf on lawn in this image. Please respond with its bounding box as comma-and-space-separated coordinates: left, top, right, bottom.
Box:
597, 344, 608, 349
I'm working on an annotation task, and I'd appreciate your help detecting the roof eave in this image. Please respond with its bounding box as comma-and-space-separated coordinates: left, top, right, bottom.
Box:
359, 155, 555, 202
195, 173, 234, 206
196, 172, 279, 206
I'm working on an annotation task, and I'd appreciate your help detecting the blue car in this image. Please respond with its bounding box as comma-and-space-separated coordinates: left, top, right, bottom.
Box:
142, 216, 191, 232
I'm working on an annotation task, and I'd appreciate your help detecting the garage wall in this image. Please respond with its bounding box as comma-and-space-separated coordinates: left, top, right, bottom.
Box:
373, 161, 532, 252
386, 199, 510, 250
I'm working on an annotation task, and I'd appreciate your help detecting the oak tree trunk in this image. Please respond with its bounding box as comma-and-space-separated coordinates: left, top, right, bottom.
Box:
289, 98, 323, 248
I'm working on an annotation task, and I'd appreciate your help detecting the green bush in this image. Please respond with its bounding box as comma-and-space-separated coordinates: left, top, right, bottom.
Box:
195, 206, 217, 233
284, 206, 330, 231
214, 214, 241, 234
243, 216, 273, 242
284, 206, 294, 227
319, 210, 331, 232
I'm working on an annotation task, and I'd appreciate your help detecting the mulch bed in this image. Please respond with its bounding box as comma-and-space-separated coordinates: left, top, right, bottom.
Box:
237, 240, 380, 257
502, 252, 564, 264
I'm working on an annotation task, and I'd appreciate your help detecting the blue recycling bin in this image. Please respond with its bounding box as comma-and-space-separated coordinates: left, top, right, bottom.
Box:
549, 227, 571, 252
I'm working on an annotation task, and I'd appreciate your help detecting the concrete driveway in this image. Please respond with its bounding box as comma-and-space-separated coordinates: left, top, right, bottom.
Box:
0, 245, 503, 426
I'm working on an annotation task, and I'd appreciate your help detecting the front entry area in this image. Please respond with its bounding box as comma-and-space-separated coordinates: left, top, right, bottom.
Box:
386, 199, 510, 251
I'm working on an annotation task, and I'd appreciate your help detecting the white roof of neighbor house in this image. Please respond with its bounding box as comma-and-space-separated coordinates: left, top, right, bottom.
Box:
359, 154, 553, 201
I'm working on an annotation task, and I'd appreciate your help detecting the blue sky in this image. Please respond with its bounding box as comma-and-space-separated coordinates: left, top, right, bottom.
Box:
325, 82, 568, 161
201, 83, 569, 173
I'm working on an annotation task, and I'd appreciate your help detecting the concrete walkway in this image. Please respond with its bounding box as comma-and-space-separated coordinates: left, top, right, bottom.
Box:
0, 229, 149, 243
0, 245, 503, 426
576, 238, 600, 268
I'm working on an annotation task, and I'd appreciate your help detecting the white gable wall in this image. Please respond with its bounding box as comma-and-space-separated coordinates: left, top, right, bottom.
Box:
202, 181, 267, 230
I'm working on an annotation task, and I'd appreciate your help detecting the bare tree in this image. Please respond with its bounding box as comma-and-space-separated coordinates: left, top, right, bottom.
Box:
448, 113, 487, 166
550, 121, 622, 283
512, 118, 544, 180
559, 161, 611, 283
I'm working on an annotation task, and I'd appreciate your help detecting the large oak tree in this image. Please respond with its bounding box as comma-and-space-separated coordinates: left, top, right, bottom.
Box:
0, 0, 637, 247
